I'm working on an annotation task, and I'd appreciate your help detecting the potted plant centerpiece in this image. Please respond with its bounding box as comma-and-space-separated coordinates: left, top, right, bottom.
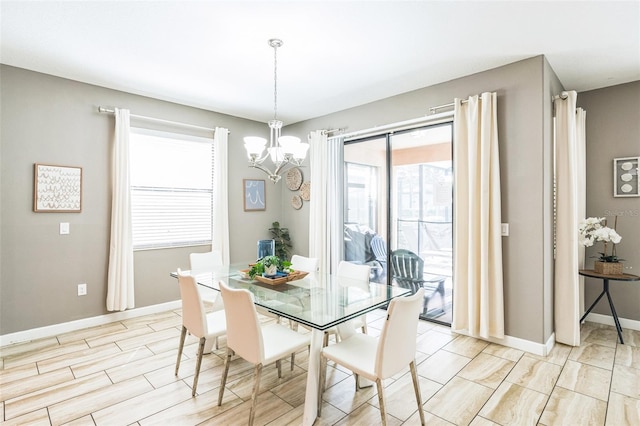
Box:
248, 255, 292, 279
578, 216, 624, 275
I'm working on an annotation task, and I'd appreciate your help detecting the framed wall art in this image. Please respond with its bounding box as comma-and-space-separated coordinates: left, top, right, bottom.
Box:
33, 163, 83, 212
244, 179, 266, 211
613, 156, 639, 197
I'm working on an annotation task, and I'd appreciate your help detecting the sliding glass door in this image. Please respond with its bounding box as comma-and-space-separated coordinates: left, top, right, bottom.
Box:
343, 122, 453, 324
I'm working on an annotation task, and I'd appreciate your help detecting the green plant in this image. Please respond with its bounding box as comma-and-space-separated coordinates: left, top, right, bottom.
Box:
248, 255, 292, 279
269, 221, 293, 261
261, 255, 281, 268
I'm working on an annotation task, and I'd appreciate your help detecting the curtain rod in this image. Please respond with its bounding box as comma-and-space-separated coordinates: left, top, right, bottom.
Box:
429, 97, 480, 114
98, 106, 218, 134
328, 110, 454, 141
553, 92, 569, 101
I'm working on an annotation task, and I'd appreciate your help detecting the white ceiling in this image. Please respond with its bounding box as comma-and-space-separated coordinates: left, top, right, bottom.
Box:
1, 1, 638, 125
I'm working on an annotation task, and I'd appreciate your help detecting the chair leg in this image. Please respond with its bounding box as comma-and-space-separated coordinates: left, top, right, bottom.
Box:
276, 359, 282, 378
355, 373, 360, 390
323, 331, 329, 347
290, 352, 295, 371
376, 378, 387, 426
410, 360, 426, 425
215, 336, 219, 350
248, 364, 263, 426
191, 337, 206, 397
175, 326, 187, 376
218, 349, 232, 406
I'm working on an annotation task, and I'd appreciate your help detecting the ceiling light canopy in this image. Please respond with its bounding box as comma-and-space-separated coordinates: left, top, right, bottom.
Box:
244, 39, 309, 183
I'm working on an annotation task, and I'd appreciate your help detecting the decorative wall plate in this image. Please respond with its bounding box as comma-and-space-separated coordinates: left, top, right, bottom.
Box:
299, 182, 310, 201
286, 167, 303, 191
291, 195, 303, 210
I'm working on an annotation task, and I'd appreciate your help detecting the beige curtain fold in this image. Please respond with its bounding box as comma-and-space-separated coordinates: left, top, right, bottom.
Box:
452, 92, 504, 339
212, 127, 230, 265
106, 108, 135, 311
554, 91, 586, 346
308, 131, 343, 274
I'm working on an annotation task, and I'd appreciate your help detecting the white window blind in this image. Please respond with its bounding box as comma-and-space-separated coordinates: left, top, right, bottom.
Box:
130, 127, 214, 250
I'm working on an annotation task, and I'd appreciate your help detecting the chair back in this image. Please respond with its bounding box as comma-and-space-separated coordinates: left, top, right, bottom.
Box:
336, 261, 370, 291
290, 255, 319, 273
189, 250, 223, 274
376, 288, 424, 378
219, 281, 264, 364
177, 269, 207, 338
257, 239, 275, 260
370, 235, 387, 267
390, 249, 424, 291
337, 260, 370, 281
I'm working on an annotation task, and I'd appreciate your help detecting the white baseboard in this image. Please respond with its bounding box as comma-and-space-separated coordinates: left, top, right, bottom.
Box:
453, 313, 640, 357
452, 329, 555, 356
583, 312, 640, 331
0, 300, 182, 347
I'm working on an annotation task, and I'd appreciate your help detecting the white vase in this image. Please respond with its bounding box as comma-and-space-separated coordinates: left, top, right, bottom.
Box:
265, 265, 277, 276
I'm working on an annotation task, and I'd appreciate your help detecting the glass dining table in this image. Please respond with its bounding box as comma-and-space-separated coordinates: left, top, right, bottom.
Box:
172, 263, 410, 425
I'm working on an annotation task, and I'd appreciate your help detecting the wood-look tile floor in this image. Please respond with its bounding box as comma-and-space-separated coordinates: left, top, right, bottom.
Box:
2, 309, 639, 425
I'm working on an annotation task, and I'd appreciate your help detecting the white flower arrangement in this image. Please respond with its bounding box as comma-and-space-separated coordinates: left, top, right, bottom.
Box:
578, 217, 623, 262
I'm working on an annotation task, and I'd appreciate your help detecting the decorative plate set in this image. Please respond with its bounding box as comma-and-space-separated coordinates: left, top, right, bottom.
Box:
286, 167, 310, 209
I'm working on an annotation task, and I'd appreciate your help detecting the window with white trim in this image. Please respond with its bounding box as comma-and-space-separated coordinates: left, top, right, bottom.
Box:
130, 128, 214, 250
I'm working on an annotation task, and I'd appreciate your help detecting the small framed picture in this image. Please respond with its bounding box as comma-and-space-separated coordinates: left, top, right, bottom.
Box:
613, 156, 639, 197
243, 179, 266, 211
34, 163, 83, 212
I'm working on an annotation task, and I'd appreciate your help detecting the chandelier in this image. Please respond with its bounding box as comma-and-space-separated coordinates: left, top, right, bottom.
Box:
244, 39, 309, 183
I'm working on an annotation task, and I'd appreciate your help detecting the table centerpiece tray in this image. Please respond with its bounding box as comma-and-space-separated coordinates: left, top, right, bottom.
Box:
254, 270, 308, 286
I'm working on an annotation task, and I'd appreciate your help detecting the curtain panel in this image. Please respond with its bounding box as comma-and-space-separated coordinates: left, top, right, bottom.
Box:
107, 108, 135, 311
212, 127, 230, 265
309, 131, 343, 274
452, 92, 505, 339
554, 91, 586, 346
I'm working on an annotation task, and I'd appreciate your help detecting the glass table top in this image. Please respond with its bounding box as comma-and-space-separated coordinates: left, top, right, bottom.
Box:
173, 263, 410, 331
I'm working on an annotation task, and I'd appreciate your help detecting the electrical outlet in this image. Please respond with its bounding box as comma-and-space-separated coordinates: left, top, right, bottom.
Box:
501, 223, 510, 236
78, 283, 87, 296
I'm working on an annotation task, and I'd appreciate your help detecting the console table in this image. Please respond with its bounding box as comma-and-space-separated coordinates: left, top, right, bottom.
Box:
579, 269, 640, 344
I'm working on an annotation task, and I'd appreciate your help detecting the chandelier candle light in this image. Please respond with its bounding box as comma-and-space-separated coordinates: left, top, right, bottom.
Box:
244, 39, 309, 183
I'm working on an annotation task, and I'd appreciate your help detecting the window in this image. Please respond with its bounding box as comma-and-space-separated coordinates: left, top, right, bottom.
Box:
130, 128, 214, 250
345, 162, 378, 231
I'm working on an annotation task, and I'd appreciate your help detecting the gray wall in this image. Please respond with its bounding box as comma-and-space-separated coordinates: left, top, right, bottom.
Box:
0, 65, 284, 334
578, 81, 640, 320
284, 56, 554, 344
2, 60, 637, 345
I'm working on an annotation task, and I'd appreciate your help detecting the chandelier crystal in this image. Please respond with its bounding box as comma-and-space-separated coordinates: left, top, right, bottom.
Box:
244, 39, 309, 183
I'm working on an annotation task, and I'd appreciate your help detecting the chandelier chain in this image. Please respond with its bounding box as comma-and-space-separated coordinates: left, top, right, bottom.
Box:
273, 42, 278, 121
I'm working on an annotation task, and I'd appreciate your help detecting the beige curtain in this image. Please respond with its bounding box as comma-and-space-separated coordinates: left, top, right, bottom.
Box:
554, 91, 586, 346
212, 127, 230, 265
107, 108, 135, 311
308, 131, 343, 274
452, 92, 504, 339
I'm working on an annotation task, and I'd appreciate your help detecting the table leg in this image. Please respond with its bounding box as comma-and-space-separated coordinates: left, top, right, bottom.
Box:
303, 329, 323, 426
580, 290, 606, 323
603, 279, 624, 344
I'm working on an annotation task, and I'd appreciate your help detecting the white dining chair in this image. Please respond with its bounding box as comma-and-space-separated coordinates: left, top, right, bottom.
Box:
217, 281, 310, 426
319, 288, 426, 425
189, 250, 225, 350
174, 269, 227, 397
290, 254, 319, 273
189, 250, 224, 309
323, 261, 371, 347
189, 250, 223, 273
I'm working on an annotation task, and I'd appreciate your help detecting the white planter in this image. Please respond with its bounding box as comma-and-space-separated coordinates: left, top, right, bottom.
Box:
265, 265, 277, 276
